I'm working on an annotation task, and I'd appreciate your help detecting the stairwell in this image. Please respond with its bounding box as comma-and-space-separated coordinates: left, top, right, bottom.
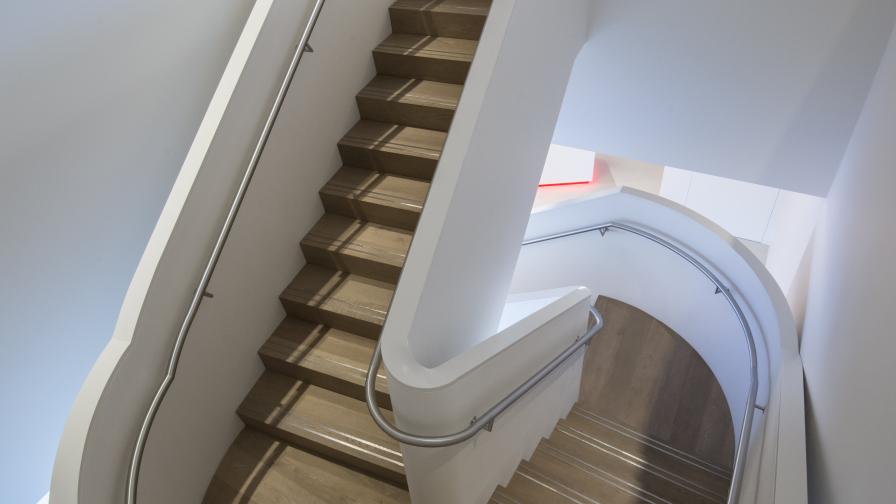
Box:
203, 1, 492, 502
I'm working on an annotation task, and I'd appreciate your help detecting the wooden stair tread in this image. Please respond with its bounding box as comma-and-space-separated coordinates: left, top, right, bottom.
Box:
490, 491, 523, 504
280, 264, 395, 339
373, 34, 477, 84
259, 318, 390, 408
301, 213, 412, 283
390, 0, 491, 40
239, 372, 405, 485
338, 120, 446, 178
359, 76, 461, 111
391, 0, 492, 17
566, 407, 733, 492
542, 433, 723, 504
206, 0, 494, 500
498, 466, 591, 504
204, 429, 408, 504
357, 76, 461, 131
374, 33, 477, 62
518, 452, 654, 504
319, 166, 429, 231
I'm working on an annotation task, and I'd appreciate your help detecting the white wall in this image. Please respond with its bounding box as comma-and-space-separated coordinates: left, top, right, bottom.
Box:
801, 21, 896, 504
660, 167, 824, 314
553, 0, 896, 196
0, 2, 252, 503
384, 0, 592, 369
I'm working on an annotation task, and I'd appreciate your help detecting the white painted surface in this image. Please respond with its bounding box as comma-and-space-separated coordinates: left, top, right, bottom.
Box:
513, 188, 805, 502
539, 144, 595, 185
801, 23, 896, 504
738, 239, 770, 265
657, 166, 692, 204
378, 2, 593, 502
50, 1, 396, 503
661, 168, 779, 243
0, 2, 252, 503
659, 167, 824, 322
394, 286, 592, 504
763, 190, 824, 299
383, 0, 591, 370
533, 153, 664, 212
554, 0, 896, 196
685, 175, 779, 242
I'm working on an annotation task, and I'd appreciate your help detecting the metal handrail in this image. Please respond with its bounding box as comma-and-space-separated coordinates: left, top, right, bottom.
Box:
365, 221, 759, 503
125, 2, 326, 502
365, 306, 604, 448
523, 222, 760, 504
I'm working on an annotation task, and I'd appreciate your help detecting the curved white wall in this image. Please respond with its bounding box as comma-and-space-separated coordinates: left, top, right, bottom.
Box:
379, 1, 594, 502
50, 1, 397, 502
0, 2, 253, 503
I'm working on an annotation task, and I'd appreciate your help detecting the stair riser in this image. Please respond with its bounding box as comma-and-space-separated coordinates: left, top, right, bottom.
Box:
389, 9, 487, 40
259, 354, 392, 410
319, 191, 421, 231
499, 470, 578, 503
563, 413, 732, 496
373, 52, 471, 85
279, 299, 383, 339
544, 437, 723, 504
239, 418, 407, 488
338, 142, 439, 179
357, 95, 455, 132
300, 241, 403, 284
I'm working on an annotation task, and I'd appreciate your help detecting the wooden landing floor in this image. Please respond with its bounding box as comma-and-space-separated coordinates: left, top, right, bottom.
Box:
580, 296, 735, 470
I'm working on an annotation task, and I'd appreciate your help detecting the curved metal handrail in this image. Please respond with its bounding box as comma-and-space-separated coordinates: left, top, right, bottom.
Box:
365, 220, 758, 503
365, 306, 603, 448
523, 222, 760, 504
125, 2, 326, 502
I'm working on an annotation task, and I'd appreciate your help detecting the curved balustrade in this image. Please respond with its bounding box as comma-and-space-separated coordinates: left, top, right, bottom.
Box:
365, 306, 604, 447
522, 221, 759, 504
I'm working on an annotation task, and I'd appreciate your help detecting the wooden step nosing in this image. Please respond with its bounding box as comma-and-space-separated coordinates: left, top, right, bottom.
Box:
555, 425, 730, 502
320, 177, 427, 207
338, 136, 443, 159
571, 407, 734, 479
242, 420, 408, 488
533, 447, 668, 504
258, 343, 389, 391
390, 2, 491, 17
320, 187, 425, 212
300, 236, 408, 267
357, 88, 458, 110
373, 45, 474, 63
490, 490, 523, 504
517, 464, 614, 504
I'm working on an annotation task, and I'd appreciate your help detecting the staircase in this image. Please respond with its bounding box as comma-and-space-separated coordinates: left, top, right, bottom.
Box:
491, 406, 733, 504
204, 1, 492, 502
490, 297, 736, 504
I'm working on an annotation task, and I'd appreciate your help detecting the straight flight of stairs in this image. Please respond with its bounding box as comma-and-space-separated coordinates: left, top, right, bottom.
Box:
491, 406, 733, 504
204, 1, 492, 502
